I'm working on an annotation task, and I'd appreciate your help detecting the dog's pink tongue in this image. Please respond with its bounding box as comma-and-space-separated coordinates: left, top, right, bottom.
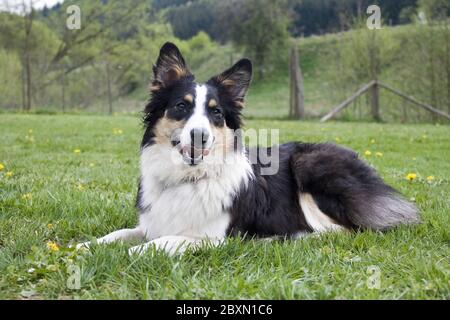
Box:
182, 146, 210, 158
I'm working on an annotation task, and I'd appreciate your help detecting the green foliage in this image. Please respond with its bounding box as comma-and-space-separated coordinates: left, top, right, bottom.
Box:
229, 0, 290, 79
320, 21, 450, 122
163, 0, 422, 41
165, 0, 218, 40
176, 32, 236, 82
0, 12, 61, 109
0, 12, 60, 52
323, 21, 401, 99
0, 49, 22, 109
419, 0, 450, 20
164, 0, 291, 78
386, 22, 450, 117
0, 0, 234, 112
1, 0, 449, 121
0, 1, 173, 111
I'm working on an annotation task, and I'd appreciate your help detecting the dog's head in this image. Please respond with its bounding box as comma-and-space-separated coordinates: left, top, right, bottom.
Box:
143, 42, 252, 166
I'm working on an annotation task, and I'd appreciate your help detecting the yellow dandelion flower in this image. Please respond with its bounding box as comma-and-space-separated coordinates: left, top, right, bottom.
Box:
426, 176, 434, 182
422, 135, 427, 139
76, 184, 85, 191
364, 150, 372, 156
21, 193, 32, 200
47, 223, 54, 229
370, 139, 376, 144
335, 137, 341, 143
73, 149, 81, 154
406, 173, 417, 181
46, 241, 59, 252
0, 163, 4, 171
375, 152, 383, 157
28, 129, 33, 134
6, 171, 13, 178
89, 163, 95, 167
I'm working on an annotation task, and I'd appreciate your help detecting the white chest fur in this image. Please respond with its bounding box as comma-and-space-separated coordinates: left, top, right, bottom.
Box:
138, 144, 253, 240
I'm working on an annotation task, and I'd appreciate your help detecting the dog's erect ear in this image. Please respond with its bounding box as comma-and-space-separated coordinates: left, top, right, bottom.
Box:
207, 59, 252, 108
151, 42, 191, 91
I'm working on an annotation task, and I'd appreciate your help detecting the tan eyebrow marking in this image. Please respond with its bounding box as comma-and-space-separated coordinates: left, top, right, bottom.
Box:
184, 94, 193, 104
234, 101, 245, 108
150, 84, 161, 92
208, 99, 217, 108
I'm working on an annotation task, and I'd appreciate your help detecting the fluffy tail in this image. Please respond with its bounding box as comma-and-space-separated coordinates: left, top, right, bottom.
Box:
346, 192, 420, 230
292, 143, 420, 231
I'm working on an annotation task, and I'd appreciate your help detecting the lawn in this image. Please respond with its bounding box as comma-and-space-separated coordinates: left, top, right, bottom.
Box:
0, 114, 449, 299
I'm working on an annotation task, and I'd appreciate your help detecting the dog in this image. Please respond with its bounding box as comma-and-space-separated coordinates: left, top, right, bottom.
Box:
77, 42, 420, 255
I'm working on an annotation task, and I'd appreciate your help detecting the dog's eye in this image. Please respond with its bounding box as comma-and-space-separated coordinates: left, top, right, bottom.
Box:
174, 102, 186, 111
212, 108, 222, 117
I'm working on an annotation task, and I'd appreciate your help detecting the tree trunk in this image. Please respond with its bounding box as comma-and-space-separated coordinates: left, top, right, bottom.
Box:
444, 21, 450, 115
25, 51, 31, 111
106, 61, 113, 115
23, 6, 34, 111
21, 62, 26, 111
61, 65, 66, 112
428, 25, 437, 122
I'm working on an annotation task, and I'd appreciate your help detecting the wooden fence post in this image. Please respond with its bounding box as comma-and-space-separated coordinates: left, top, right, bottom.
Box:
371, 80, 381, 121
289, 45, 305, 119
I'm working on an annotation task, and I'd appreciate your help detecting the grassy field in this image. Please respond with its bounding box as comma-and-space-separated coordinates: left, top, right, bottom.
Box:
0, 114, 449, 299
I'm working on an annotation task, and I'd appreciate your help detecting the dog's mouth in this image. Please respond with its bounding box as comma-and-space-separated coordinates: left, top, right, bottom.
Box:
181, 145, 210, 165
171, 139, 211, 166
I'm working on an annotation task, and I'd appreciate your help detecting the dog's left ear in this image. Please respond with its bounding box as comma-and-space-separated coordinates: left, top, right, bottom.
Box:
207, 59, 252, 108
151, 42, 191, 92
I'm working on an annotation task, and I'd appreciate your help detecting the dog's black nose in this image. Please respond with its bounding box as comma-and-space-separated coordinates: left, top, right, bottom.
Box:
190, 128, 209, 146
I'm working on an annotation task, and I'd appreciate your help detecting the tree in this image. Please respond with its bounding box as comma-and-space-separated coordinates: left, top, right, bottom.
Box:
0, 1, 60, 110
229, 0, 290, 79
419, 0, 450, 20
0, 49, 22, 109
23, 0, 35, 111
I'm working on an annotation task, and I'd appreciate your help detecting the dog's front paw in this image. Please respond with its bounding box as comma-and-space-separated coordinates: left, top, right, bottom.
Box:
75, 241, 91, 250
128, 243, 151, 256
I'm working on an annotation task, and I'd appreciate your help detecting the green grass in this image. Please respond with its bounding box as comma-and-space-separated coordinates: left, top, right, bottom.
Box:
0, 114, 449, 299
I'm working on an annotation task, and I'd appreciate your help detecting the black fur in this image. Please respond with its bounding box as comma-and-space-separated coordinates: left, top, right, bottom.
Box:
228, 143, 312, 237
228, 142, 420, 236
140, 42, 420, 238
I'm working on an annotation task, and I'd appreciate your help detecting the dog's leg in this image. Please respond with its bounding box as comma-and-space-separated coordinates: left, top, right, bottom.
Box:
76, 228, 144, 250
128, 235, 220, 256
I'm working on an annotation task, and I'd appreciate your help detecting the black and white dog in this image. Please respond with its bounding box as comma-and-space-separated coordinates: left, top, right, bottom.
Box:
77, 43, 419, 255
